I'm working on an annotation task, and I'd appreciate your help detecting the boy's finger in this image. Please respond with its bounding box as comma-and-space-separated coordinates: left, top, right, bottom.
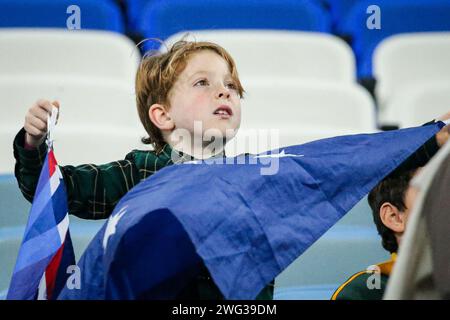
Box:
36, 99, 54, 113
29, 116, 47, 132
24, 123, 43, 137
437, 111, 450, 121
52, 100, 60, 109
30, 105, 51, 123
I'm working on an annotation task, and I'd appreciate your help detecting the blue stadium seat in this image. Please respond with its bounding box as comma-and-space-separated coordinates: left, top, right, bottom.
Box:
136, 0, 331, 51
338, 0, 450, 78
125, 0, 155, 32
0, 0, 124, 32
319, 0, 360, 28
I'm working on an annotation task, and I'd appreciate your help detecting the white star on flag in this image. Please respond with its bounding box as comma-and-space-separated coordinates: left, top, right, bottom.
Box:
103, 205, 128, 250
253, 150, 304, 159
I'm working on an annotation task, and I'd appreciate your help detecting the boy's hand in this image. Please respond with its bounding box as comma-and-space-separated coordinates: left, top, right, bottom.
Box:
24, 99, 60, 148
436, 111, 450, 147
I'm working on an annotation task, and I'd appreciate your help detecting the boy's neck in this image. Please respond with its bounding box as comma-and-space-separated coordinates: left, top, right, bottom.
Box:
166, 138, 226, 160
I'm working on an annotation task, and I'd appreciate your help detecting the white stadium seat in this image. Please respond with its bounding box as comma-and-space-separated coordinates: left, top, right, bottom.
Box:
373, 32, 450, 122
0, 76, 140, 128
383, 83, 450, 128
0, 29, 140, 87
162, 30, 356, 84
0, 29, 144, 173
0, 77, 147, 173
0, 126, 147, 173
226, 82, 377, 156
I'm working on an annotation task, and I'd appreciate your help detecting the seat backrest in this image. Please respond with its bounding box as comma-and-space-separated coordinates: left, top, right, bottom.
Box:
322, 0, 360, 27
0, 0, 124, 32
225, 82, 377, 156
382, 82, 450, 128
0, 76, 146, 171
0, 29, 140, 86
137, 0, 331, 50
162, 30, 356, 83
374, 32, 450, 110
340, 0, 450, 77
241, 82, 376, 130
125, 0, 155, 32
0, 77, 140, 129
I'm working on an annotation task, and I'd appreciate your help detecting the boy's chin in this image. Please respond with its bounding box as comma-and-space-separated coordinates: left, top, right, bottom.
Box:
203, 126, 238, 142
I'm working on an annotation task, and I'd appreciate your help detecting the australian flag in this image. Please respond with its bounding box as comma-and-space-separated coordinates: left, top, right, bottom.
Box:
58, 122, 445, 300
7, 148, 75, 300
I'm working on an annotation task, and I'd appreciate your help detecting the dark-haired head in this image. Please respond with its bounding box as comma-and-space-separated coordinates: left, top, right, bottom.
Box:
368, 169, 419, 253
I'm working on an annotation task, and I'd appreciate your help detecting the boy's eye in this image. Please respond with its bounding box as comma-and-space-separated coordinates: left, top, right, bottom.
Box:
226, 83, 237, 90
194, 79, 208, 86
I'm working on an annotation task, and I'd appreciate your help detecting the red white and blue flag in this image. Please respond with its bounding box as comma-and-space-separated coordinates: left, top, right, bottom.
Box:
7, 109, 75, 300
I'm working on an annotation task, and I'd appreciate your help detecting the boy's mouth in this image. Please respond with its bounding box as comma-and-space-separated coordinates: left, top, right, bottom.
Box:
213, 105, 233, 118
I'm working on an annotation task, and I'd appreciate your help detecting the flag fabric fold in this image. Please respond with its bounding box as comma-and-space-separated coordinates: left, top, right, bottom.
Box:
58, 123, 443, 300
7, 149, 75, 300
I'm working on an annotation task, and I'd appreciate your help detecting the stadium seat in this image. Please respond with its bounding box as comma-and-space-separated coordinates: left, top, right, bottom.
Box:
1, 126, 147, 174
339, 0, 450, 78
382, 83, 450, 128
0, 0, 124, 32
125, 0, 156, 33
225, 82, 377, 156
373, 32, 450, 119
163, 30, 356, 83
136, 0, 331, 51
0, 77, 140, 129
274, 196, 390, 299
0, 29, 140, 87
320, 0, 360, 28
241, 82, 376, 131
0, 76, 147, 172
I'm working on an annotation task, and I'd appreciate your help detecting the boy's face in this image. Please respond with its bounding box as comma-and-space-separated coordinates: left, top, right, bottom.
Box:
167, 50, 242, 144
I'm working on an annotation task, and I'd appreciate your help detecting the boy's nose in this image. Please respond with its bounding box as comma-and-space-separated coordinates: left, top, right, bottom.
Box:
216, 88, 231, 100
218, 92, 230, 99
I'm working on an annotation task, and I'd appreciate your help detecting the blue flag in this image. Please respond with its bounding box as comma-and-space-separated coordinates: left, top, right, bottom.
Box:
8, 149, 75, 300
58, 123, 444, 300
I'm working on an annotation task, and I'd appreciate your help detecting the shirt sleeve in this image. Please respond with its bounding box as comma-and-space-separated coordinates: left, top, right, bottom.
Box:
13, 127, 140, 220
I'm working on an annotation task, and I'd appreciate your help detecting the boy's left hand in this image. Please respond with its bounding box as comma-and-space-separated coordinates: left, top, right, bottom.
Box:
436, 111, 450, 147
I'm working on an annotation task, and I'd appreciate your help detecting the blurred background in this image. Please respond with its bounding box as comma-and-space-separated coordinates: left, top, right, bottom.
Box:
1, 0, 449, 300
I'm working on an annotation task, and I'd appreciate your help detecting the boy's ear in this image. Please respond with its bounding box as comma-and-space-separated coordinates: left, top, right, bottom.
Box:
379, 202, 407, 234
148, 103, 175, 131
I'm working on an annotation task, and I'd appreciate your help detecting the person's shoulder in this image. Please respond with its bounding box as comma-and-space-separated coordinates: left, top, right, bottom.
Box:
124, 146, 173, 171
125, 149, 158, 164
331, 270, 389, 300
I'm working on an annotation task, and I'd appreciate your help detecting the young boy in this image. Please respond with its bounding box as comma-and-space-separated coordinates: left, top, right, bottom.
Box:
331, 169, 419, 300
13, 40, 449, 299
14, 40, 272, 299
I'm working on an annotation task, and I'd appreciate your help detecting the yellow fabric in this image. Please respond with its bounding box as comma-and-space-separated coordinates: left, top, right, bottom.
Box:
377, 253, 396, 276
331, 253, 397, 300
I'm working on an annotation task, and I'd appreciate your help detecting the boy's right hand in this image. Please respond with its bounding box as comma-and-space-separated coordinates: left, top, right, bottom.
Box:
24, 99, 60, 148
